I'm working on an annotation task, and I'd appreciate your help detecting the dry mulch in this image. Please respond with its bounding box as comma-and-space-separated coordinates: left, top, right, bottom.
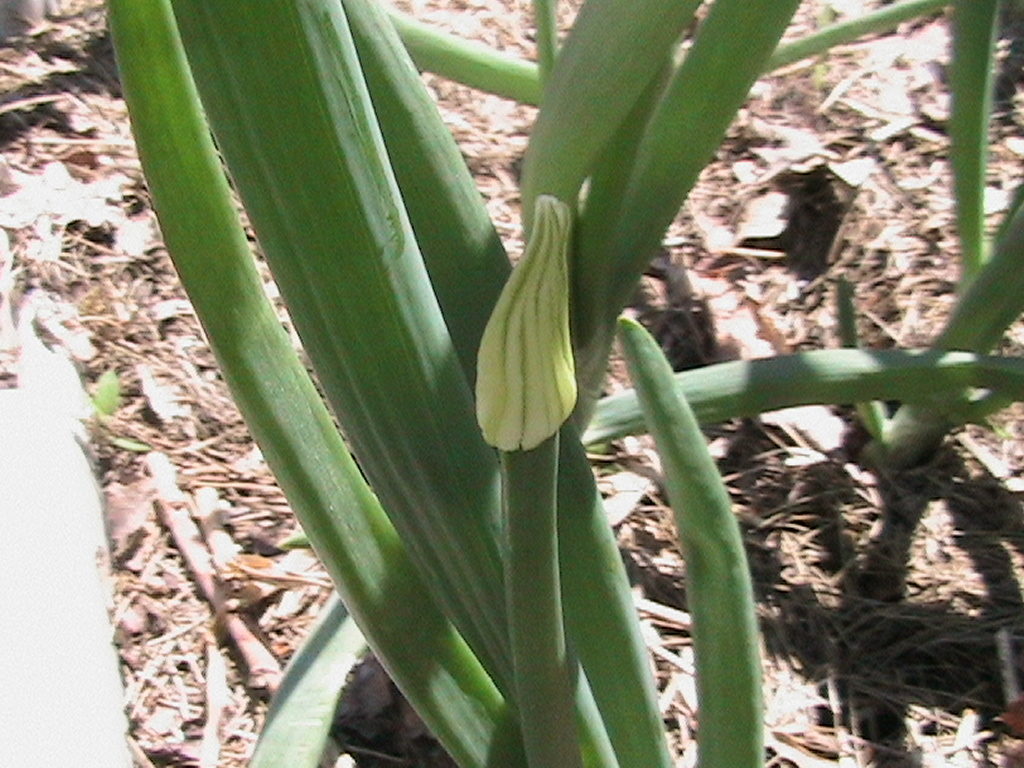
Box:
2, 1, 1024, 766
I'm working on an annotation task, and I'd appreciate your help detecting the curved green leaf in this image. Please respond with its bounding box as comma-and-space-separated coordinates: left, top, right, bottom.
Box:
768, 0, 950, 70
386, 7, 542, 105
619, 318, 762, 768
108, 3, 525, 764
520, 0, 700, 229
167, 0, 510, 684
252, 596, 366, 768
586, 348, 1024, 444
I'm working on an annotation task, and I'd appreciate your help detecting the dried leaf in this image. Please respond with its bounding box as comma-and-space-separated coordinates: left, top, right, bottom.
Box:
999, 695, 1024, 737
104, 478, 154, 562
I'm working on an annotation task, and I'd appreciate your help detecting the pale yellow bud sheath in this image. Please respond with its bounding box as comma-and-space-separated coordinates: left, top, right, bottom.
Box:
476, 195, 577, 451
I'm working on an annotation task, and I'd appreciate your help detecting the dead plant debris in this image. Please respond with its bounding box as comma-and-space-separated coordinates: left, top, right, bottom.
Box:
1, 1, 1023, 766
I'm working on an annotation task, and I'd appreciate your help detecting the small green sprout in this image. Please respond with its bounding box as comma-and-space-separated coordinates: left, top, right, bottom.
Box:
91, 369, 122, 418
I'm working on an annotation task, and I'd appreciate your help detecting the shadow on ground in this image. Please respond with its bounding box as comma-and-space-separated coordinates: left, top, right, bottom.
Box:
742, 438, 1024, 766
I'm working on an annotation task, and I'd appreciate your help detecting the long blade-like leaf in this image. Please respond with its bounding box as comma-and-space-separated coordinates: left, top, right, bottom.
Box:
386, 7, 542, 105
619, 318, 762, 768
519, 0, 700, 228
939, 200, 1024, 354
252, 596, 365, 768
949, 0, 999, 281
108, 3, 525, 764
768, 0, 950, 70
344, 0, 512, 384
573, 0, 800, 385
586, 348, 1024, 445
168, 0, 510, 683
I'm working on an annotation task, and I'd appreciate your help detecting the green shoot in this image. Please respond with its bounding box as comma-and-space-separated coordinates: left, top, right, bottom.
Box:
618, 317, 762, 768
836, 278, 888, 441
532, 0, 558, 83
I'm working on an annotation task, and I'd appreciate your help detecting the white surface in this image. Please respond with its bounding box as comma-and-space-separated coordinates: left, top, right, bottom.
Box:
0, 0, 60, 41
0, 341, 131, 767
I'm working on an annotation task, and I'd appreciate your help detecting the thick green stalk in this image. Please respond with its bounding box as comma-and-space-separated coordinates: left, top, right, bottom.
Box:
474, 193, 632, 768
572, 0, 800, 403
168, 0, 510, 683
520, 0, 700, 230
950, 0, 999, 282
585, 348, 1024, 445
556, 429, 674, 768
386, 7, 541, 106
107, 3, 524, 764
619, 318, 762, 768
767, 0, 951, 70
504, 437, 584, 768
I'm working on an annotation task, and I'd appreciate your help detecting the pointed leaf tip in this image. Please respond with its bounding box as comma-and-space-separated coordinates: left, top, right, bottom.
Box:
476, 195, 576, 451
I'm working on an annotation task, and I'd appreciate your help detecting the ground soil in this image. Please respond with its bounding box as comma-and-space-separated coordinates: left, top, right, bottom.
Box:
2, 1, 1024, 766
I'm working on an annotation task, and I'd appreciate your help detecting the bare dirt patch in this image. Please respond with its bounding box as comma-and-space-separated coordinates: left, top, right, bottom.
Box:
2, 1, 1023, 766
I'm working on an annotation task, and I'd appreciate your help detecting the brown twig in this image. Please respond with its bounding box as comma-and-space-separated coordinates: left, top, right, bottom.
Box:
146, 452, 283, 694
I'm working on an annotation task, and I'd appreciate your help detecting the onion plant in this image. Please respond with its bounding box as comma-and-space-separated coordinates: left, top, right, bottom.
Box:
107, 0, 1024, 765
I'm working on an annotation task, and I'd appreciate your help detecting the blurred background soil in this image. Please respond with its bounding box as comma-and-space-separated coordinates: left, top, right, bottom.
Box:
2, 1, 1024, 766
